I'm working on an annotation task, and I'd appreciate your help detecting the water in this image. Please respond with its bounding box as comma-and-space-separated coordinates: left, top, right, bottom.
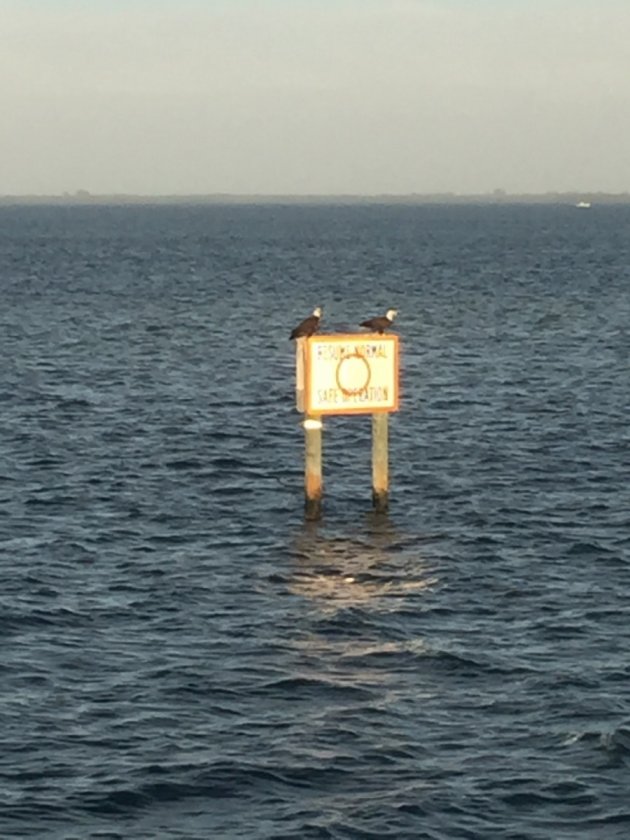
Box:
1, 202, 629, 839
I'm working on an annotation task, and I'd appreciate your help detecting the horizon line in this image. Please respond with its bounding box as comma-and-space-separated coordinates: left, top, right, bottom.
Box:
2, 189, 630, 203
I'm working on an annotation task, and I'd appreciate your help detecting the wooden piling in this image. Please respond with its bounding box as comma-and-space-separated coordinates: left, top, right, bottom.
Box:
371, 412, 389, 513
295, 337, 305, 413
304, 415, 323, 520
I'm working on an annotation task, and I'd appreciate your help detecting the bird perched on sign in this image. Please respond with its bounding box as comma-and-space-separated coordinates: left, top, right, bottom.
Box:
359, 308, 398, 334
290, 306, 322, 340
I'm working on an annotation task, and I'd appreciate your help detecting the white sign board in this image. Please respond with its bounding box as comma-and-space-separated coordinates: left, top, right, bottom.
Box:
302, 334, 399, 415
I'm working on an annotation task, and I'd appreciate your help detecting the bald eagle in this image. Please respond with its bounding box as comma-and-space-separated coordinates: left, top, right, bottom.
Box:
290, 306, 322, 340
360, 308, 398, 334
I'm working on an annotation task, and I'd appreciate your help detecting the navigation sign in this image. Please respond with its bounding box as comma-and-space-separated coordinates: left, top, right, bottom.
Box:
303, 333, 399, 415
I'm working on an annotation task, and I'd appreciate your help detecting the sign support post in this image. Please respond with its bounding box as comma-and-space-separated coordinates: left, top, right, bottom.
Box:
304, 415, 323, 520
295, 338, 305, 413
372, 412, 389, 513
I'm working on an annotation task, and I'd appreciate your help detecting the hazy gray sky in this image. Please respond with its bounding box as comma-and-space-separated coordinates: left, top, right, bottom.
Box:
2, 0, 629, 195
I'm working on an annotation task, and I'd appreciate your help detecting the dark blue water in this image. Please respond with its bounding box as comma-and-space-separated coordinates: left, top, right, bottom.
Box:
1, 203, 629, 839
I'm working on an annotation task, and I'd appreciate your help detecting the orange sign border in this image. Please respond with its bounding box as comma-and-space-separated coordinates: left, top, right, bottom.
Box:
304, 333, 400, 416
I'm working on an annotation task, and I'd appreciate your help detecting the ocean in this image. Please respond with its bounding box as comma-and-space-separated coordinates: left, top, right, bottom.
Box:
1, 202, 629, 839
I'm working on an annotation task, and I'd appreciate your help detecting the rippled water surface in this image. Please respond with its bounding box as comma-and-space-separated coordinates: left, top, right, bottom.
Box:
1, 203, 629, 839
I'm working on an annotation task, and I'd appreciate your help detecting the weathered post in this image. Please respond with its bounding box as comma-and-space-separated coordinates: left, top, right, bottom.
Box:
372, 412, 389, 513
304, 415, 323, 520
295, 337, 305, 413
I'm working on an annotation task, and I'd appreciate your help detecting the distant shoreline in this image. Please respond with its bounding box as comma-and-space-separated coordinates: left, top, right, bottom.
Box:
1, 192, 629, 206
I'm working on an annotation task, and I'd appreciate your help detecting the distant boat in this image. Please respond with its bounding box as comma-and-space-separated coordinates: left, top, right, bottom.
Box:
575, 201, 591, 208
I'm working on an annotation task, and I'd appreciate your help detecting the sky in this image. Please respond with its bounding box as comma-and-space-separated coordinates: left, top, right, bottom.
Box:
2, 0, 630, 196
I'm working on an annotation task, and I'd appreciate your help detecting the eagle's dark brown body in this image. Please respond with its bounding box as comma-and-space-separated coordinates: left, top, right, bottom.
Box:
290, 307, 322, 339
359, 308, 398, 334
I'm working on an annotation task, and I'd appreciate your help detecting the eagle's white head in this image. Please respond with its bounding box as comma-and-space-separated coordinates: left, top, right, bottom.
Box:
313, 306, 322, 318
386, 309, 398, 321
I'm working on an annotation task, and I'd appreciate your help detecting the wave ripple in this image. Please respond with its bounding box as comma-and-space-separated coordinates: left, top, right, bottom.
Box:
1, 204, 629, 839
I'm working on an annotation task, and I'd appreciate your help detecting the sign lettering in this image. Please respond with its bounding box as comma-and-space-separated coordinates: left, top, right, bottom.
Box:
302, 333, 399, 415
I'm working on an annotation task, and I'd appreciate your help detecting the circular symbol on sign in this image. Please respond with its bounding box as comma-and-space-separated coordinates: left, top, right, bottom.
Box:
336, 351, 371, 396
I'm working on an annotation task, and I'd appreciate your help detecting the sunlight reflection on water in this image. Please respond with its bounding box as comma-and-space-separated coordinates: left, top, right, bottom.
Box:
287, 516, 438, 613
